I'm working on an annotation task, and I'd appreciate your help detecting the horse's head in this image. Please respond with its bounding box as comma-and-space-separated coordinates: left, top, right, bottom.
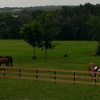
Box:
94, 66, 98, 70
94, 66, 100, 71
98, 68, 100, 72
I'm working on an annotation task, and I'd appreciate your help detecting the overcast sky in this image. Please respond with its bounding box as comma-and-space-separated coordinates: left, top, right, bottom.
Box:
0, 0, 100, 8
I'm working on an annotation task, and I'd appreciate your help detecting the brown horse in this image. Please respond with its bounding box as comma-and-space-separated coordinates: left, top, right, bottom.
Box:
88, 62, 100, 77
0, 56, 13, 66
0, 57, 9, 67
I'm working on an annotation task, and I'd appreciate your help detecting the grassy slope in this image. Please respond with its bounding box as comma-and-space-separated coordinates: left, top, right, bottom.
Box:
0, 40, 100, 99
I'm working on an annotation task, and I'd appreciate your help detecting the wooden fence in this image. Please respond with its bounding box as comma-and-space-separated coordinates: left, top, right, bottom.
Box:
0, 67, 100, 86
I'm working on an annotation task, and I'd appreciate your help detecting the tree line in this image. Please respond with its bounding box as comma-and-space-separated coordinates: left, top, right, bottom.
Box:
0, 3, 100, 41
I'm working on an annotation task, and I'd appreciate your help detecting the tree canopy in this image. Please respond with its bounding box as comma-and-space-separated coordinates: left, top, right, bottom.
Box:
85, 15, 100, 40
1, 3, 100, 40
20, 12, 59, 58
20, 20, 42, 58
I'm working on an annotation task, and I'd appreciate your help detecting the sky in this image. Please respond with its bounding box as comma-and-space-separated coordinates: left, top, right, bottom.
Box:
0, 0, 100, 8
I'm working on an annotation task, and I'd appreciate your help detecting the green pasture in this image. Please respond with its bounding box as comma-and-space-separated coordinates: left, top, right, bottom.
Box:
0, 40, 100, 100
0, 40, 99, 69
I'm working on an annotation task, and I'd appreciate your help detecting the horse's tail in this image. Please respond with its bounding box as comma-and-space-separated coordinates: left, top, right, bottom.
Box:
8, 56, 13, 67
10, 56, 13, 67
5, 56, 13, 67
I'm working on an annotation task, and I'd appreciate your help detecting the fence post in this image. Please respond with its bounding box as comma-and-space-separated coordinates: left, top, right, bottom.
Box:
95, 74, 97, 86
54, 71, 56, 83
73, 72, 75, 85
3, 68, 5, 78
36, 70, 38, 81
19, 69, 21, 77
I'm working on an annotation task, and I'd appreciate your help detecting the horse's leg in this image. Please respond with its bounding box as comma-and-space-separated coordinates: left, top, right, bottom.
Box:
8, 58, 13, 67
91, 74, 94, 76
4, 63, 7, 70
5, 63, 7, 67
95, 74, 97, 77
10, 58, 13, 67
10, 61, 13, 67
5, 62, 9, 67
11, 62, 13, 67
5, 63, 9, 70
8, 63, 9, 67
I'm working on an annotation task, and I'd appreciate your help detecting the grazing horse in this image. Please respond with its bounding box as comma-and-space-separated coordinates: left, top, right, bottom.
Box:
0, 57, 9, 66
88, 62, 100, 77
0, 56, 13, 66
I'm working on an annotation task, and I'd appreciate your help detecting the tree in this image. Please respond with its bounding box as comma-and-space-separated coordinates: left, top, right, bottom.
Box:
85, 15, 100, 40
96, 41, 100, 56
31, 10, 45, 20
37, 12, 59, 58
20, 20, 42, 58
19, 10, 32, 25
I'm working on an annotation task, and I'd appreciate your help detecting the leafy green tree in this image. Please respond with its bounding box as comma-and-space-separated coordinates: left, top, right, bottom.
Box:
85, 15, 100, 40
8, 16, 21, 39
31, 10, 45, 20
20, 20, 42, 58
19, 10, 32, 25
37, 12, 59, 58
96, 41, 100, 56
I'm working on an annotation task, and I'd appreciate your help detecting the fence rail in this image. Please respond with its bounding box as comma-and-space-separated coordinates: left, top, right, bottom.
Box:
0, 67, 100, 86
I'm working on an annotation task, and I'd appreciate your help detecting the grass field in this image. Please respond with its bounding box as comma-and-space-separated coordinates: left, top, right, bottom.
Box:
0, 40, 100, 100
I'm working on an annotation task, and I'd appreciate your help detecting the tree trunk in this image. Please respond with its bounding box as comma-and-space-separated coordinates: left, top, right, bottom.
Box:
32, 46, 37, 59
33, 46, 35, 56
44, 47, 47, 58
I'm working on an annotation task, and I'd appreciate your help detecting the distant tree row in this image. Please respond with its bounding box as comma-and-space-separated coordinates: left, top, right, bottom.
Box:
0, 5, 62, 12
0, 3, 100, 41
